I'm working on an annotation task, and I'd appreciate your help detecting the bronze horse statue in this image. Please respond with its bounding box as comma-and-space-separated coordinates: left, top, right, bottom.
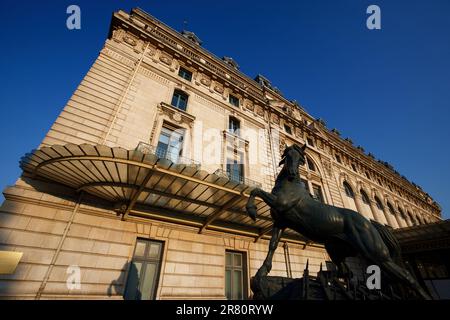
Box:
246, 144, 430, 299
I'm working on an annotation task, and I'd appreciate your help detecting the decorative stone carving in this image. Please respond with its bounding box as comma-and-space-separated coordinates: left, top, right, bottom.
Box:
270, 113, 280, 125
295, 127, 302, 138
322, 159, 333, 178
245, 101, 254, 111
112, 29, 127, 42
159, 54, 173, 65
256, 105, 264, 117
157, 102, 195, 128
214, 83, 224, 94
200, 77, 211, 86
146, 45, 156, 57
124, 35, 137, 46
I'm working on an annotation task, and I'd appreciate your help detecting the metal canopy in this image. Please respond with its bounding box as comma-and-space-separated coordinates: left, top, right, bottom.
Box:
19, 144, 309, 241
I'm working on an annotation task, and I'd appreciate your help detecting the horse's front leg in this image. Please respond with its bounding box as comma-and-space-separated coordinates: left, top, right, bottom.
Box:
256, 226, 284, 278
246, 188, 277, 221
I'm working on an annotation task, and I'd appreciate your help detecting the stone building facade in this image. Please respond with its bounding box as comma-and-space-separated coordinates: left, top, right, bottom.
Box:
0, 8, 441, 299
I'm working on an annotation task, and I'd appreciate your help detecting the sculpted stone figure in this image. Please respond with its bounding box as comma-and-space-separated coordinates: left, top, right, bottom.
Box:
246, 144, 430, 299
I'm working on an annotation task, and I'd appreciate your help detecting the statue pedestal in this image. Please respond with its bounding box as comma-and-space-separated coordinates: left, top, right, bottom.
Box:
250, 272, 401, 300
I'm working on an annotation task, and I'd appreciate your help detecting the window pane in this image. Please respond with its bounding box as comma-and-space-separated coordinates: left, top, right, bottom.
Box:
141, 263, 157, 300
232, 270, 242, 300
125, 240, 163, 301
226, 252, 232, 266
148, 243, 161, 259
225, 269, 232, 299
233, 253, 242, 267
135, 241, 146, 257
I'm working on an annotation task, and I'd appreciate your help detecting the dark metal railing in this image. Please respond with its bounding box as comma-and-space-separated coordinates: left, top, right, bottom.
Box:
214, 169, 262, 188
136, 142, 201, 168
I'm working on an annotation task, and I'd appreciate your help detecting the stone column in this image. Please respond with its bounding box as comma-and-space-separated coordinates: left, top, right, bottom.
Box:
394, 210, 408, 228
382, 206, 399, 229
354, 192, 374, 220
368, 200, 386, 224
403, 210, 414, 227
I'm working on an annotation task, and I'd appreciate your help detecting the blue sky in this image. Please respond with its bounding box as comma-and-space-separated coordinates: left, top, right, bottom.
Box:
0, 1, 449, 219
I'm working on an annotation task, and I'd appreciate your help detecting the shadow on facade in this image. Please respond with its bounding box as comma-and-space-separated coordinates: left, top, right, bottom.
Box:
108, 261, 140, 300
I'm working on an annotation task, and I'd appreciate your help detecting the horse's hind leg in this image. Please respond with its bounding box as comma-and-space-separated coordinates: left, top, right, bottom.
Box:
379, 260, 431, 300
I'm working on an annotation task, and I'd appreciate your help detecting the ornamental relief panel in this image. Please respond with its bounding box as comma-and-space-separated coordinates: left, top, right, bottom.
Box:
159, 53, 173, 66
112, 29, 147, 53
200, 76, 211, 87
321, 159, 333, 178
255, 105, 265, 117
213, 82, 224, 94
244, 99, 254, 111
270, 113, 280, 125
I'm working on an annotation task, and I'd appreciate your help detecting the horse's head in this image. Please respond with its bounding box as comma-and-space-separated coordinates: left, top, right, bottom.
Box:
279, 144, 306, 180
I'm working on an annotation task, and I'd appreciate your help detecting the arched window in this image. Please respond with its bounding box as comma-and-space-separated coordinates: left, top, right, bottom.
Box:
407, 211, 415, 225
361, 190, 370, 205
398, 207, 405, 220
375, 196, 383, 210
306, 157, 315, 171
387, 202, 395, 215
343, 181, 354, 198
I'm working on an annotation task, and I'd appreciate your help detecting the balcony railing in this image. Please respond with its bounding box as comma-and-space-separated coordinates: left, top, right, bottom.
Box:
214, 169, 262, 188
136, 142, 201, 168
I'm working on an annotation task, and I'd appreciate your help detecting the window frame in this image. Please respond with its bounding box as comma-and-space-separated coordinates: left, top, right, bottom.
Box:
171, 89, 189, 111
226, 147, 245, 183
228, 116, 241, 136
229, 94, 240, 107
343, 181, 354, 198
156, 122, 185, 163
312, 184, 324, 203
361, 190, 371, 205
178, 67, 193, 81
284, 124, 292, 135
225, 250, 248, 300
124, 238, 164, 300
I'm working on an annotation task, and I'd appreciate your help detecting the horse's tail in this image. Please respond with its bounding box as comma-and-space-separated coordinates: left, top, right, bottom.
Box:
371, 220, 402, 263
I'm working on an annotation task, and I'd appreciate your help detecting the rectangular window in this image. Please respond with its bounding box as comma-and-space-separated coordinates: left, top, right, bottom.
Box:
229, 94, 239, 107
124, 239, 164, 300
226, 149, 244, 183
228, 117, 240, 136
225, 251, 247, 300
171, 90, 188, 111
335, 154, 342, 164
284, 124, 292, 135
312, 184, 324, 203
178, 67, 192, 81
307, 137, 314, 147
156, 123, 184, 163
